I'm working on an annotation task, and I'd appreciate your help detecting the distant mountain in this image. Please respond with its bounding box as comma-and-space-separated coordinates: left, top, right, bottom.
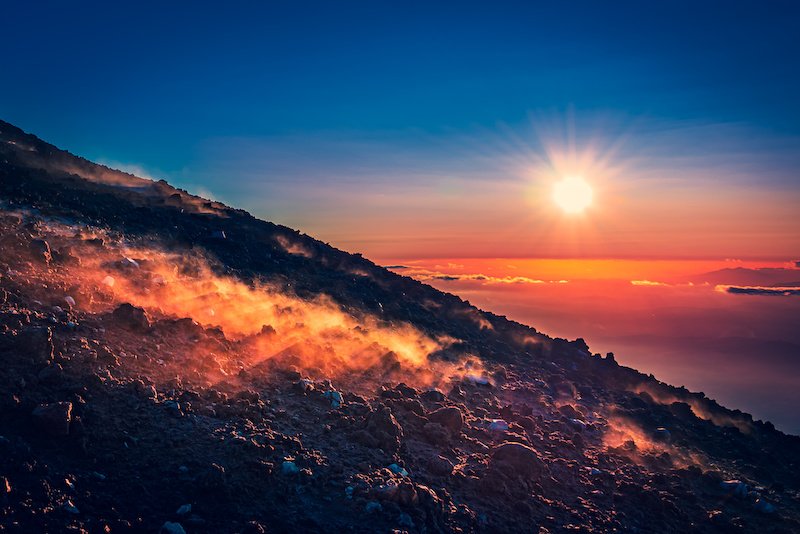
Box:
1, 119, 799, 533
690, 267, 800, 288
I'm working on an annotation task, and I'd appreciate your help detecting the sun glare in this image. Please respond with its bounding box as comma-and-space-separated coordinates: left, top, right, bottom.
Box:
553, 176, 593, 214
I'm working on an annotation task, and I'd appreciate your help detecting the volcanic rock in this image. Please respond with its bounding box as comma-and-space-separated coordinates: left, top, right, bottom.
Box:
490, 442, 544, 478
29, 239, 51, 263
16, 326, 53, 364
111, 303, 151, 331
31, 401, 73, 437
364, 406, 404, 451
427, 406, 464, 434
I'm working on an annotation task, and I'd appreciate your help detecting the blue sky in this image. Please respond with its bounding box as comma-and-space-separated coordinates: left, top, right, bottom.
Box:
2, 1, 799, 257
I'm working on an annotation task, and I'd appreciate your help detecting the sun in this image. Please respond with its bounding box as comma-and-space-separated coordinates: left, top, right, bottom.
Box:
553, 176, 593, 214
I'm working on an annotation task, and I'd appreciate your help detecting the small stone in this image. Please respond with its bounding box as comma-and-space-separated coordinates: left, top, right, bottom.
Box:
176, 504, 192, 515
365, 501, 382, 513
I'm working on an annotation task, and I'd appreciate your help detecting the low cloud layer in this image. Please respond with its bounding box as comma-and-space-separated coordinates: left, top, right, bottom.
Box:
717, 285, 800, 297
387, 266, 568, 286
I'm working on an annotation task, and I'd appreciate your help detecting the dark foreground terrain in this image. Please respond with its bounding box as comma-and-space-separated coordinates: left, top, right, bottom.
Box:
1, 119, 799, 533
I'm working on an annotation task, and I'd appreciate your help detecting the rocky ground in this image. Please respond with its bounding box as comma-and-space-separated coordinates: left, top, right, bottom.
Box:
1, 119, 800, 533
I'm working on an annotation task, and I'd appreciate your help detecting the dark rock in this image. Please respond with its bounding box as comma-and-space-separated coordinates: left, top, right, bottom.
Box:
365, 406, 403, 451
420, 389, 446, 402
427, 406, 463, 434
111, 303, 151, 331
29, 239, 51, 263
37, 363, 63, 384
558, 404, 583, 420
160, 522, 186, 534
31, 401, 73, 437
17, 326, 53, 364
394, 382, 418, 398
427, 455, 454, 476
653, 427, 671, 442
491, 442, 544, 478
422, 422, 451, 446
240, 521, 267, 534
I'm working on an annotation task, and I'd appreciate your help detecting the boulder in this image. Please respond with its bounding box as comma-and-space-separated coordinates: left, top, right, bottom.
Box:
427, 406, 463, 434
491, 442, 544, 478
29, 239, 51, 263
17, 326, 53, 364
32, 402, 73, 437
365, 406, 403, 452
427, 455, 454, 476
420, 389, 446, 402
111, 303, 151, 331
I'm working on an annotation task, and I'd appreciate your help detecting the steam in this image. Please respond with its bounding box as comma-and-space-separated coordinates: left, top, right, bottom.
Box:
5, 211, 486, 392
275, 234, 313, 258
632, 383, 752, 434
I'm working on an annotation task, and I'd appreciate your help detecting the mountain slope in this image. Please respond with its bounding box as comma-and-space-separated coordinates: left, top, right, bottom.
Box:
1, 119, 799, 533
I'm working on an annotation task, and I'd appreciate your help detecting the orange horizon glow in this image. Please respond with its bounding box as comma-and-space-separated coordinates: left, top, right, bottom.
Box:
377, 257, 796, 282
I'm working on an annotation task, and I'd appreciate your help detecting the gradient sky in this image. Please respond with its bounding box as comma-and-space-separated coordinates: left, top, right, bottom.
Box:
2, 1, 799, 259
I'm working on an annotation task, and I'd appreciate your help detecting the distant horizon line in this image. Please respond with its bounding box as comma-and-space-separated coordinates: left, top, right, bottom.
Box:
368, 254, 798, 264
